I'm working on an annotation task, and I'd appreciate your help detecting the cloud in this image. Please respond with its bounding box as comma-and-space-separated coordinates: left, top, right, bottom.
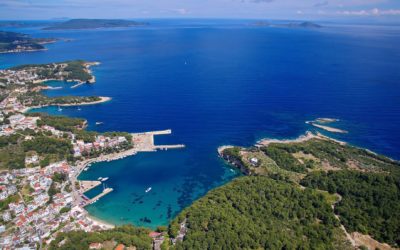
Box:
171, 8, 190, 15
239, 0, 274, 3
336, 8, 400, 16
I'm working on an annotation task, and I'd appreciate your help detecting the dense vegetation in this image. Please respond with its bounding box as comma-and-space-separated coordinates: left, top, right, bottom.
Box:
216, 137, 400, 248
170, 176, 347, 249
63, 60, 92, 81
18, 92, 101, 107
23, 135, 73, 159
0, 133, 26, 169
261, 145, 308, 173
43, 19, 147, 30
301, 170, 400, 247
34, 113, 86, 131
49, 225, 152, 250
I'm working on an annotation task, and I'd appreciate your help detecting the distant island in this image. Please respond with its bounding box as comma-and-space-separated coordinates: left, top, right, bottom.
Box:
0, 21, 56, 28
250, 21, 322, 28
43, 19, 148, 30
0, 31, 57, 53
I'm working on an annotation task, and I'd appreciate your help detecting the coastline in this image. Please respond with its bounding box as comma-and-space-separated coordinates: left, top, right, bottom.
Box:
256, 131, 319, 146
218, 131, 348, 157
87, 214, 115, 229
307, 122, 348, 134
0, 48, 48, 54
21, 96, 112, 113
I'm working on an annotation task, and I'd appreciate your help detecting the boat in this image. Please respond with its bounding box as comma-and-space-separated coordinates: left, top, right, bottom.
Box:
83, 167, 88, 171
95, 122, 103, 125
98, 177, 102, 180
145, 187, 152, 193
101, 177, 109, 181
58, 106, 62, 112
77, 107, 81, 111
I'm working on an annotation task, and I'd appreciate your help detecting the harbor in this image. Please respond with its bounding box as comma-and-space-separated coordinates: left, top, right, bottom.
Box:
76, 129, 185, 209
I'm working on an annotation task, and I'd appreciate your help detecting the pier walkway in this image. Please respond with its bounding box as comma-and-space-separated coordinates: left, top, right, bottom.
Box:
131, 129, 185, 152
83, 188, 113, 207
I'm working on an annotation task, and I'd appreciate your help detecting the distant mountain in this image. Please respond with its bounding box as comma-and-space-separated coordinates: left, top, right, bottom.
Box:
43, 19, 148, 30
250, 21, 322, 28
0, 31, 57, 53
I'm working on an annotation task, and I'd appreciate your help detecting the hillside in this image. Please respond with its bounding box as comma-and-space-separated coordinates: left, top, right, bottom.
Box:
0, 31, 56, 53
213, 134, 400, 249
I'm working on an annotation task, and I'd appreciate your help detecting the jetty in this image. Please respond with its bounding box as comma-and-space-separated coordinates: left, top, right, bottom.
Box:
83, 188, 113, 207
131, 129, 185, 152
80, 180, 101, 192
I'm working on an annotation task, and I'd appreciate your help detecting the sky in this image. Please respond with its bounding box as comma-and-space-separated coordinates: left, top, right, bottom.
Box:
1, 0, 400, 21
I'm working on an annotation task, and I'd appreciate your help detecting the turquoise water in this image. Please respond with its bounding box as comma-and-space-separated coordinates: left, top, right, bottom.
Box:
2, 20, 400, 228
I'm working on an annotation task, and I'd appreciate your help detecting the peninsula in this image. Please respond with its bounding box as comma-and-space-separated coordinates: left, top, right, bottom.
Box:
0, 60, 108, 113
43, 19, 148, 30
0, 31, 57, 53
205, 131, 400, 250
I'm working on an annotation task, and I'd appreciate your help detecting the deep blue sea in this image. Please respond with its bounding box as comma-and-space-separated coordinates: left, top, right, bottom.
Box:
1, 19, 400, 228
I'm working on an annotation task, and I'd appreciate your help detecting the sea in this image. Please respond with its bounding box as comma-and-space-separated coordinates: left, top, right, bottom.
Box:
1, 19, 399, 228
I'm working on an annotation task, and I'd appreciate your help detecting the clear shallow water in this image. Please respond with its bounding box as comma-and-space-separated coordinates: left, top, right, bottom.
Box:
2, 20, 400, 228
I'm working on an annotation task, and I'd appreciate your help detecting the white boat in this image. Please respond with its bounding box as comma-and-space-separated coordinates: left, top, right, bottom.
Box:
83, 167, 88, 171
77, 107, 81, 111
145, 187, 152, 193
95, 122, 103, 125
98, 177, 102, 180
101, 177, 109, 181
58, 106, 62, 112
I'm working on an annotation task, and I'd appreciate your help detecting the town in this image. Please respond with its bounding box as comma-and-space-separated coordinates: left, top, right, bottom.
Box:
0, 60, 185, 249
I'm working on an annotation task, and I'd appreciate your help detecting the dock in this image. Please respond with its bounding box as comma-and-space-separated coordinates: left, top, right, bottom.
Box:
83, 188, 113, 207
80, 180, 101, 193
131, 129, 185, 152
154, 144, 185, 150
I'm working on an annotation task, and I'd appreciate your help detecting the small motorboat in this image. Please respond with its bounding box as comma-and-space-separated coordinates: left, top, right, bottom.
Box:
98, 177, 102, 180
145, 187, 152, 193
58, 106, 62, 112
101, 177, 109, 181
95, 122, 103, 125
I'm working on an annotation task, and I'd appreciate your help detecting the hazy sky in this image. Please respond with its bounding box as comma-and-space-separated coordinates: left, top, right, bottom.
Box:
1, 0, 400, 20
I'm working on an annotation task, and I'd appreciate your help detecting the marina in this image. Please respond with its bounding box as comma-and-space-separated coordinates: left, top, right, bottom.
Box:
77, 129, 185, 208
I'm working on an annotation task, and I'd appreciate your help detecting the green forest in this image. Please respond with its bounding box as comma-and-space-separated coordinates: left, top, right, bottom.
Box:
301, 170, 400, 246
170, 176, 349, 249
207, 137, 400, 248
